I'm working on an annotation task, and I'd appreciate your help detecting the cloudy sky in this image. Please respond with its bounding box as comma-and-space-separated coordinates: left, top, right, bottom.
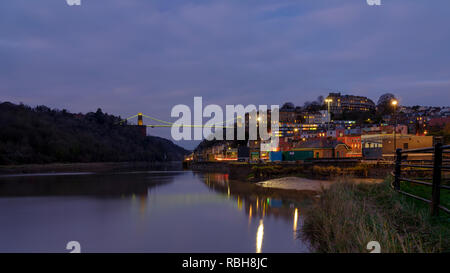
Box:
1, 0, 449, 149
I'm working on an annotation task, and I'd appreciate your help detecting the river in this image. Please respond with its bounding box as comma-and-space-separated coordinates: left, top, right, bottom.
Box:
0, 169, 313, 253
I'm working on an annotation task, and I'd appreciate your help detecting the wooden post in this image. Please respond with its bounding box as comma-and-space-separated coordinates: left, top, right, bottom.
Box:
393, 148, 402, 191
431, 143, 442, 216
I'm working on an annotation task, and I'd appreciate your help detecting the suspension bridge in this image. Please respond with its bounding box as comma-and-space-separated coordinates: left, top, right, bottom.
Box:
119, 113, 239, 129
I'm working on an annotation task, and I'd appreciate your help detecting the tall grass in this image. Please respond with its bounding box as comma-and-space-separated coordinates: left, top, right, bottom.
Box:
311, 165, 370, 177
249, 164, 373, 181
302, 179, 450, 253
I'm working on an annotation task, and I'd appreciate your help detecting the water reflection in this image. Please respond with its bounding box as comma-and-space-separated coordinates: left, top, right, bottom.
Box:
198, 172, 313, 222
0, 171, 311, 252
293, 208, 298, 239
198, 172, 313, 253
0, 171, 181, 197
256, 220, 264, 253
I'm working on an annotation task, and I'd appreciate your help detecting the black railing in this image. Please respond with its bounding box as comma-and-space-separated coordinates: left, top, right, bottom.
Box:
392, 143, 450, 216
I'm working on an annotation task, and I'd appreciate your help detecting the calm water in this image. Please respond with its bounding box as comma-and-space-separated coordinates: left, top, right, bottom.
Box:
0, 170, 312, 253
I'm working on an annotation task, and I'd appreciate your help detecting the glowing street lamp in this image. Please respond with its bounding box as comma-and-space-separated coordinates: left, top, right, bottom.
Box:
391, 99, 399, 154
324, 98, 333, 112
324, 98, 332, 129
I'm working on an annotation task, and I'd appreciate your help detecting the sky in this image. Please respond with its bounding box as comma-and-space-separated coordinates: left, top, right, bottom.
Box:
1, 0, 450, 149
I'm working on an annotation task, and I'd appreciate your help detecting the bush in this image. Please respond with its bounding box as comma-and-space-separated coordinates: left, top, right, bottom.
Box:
303, 180, 450, 252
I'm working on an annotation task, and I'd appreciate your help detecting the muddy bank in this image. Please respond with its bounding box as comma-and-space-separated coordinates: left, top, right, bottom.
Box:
256, 176, 384, 192
257, 177, 333, 191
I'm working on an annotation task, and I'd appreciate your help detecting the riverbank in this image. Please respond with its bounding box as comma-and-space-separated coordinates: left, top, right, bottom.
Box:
256, 177, 333, 192
189, 161, 393, 182
0, 161, 183, 175
302, 178, 450, 253
255, 176, 383, 192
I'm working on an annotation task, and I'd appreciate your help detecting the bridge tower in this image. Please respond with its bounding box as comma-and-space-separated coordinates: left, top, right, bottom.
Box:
137, 113, 146, 137
138, 113, 144, 126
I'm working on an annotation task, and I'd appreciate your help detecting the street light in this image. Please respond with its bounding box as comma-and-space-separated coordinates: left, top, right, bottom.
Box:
324, 98, 332, 129
325, 98, 333, 113
391, 99, 398, 154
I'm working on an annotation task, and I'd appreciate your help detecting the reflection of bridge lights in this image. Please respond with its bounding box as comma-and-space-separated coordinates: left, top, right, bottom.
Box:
256, 220, 264, 253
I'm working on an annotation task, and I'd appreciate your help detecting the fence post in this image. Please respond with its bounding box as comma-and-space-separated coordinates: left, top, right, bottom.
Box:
393, 148, 402, 191
431, 143, 442, 216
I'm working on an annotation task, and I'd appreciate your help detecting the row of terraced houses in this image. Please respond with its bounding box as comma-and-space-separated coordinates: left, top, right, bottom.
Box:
188, 92, 449, 163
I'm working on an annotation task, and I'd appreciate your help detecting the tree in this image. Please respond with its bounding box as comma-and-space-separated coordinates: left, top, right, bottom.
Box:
317, 95, 324, 105
281, 102, 295, 110
377, 93, 397, 115
303, 96, 326, 112
0, 102, 189, 164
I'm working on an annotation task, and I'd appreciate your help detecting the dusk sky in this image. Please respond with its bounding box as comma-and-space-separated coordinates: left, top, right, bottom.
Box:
1, 0, 449, 149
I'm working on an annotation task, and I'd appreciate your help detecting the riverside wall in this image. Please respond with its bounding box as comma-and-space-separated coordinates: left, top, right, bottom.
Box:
187, 160, 395, 181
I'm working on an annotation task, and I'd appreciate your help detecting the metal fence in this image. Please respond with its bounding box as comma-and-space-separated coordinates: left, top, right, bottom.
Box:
391, 143, 450, 216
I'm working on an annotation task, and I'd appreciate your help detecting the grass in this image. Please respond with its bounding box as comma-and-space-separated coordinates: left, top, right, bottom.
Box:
311, 165, 370, 177
399, 180, 450, 210
302, 177, 450, 253
249, 164, 374, 182
250, 165, 305, 181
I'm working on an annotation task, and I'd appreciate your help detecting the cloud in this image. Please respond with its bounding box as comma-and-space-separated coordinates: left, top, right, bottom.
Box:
1, 0, 450, 148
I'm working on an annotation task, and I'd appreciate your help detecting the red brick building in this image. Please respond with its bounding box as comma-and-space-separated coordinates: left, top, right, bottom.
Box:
337, 135, 362, 157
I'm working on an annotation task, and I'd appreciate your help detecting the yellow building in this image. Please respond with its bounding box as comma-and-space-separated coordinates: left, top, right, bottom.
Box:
293, 139, 350, 159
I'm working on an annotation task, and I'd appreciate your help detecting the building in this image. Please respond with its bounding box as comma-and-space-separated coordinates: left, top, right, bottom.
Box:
248, 140, 261, 161
362, 124, 408, 135
429, 116, 450, 128
337, 135, 362, 157
362, 134, 434, 160
382, 135, 433, 154
303, 110, 330, 124
237, 146, 250, 162
333, 120, 357, 130
362, 141, 383, 159
325, 92, 375, 115
279, 136, 293, 151
279, 103, 296, 123
293, 139, 350, 159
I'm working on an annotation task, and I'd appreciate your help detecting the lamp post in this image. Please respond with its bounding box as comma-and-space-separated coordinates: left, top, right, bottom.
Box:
324, 98, 332, 130
391, 99, 398, 154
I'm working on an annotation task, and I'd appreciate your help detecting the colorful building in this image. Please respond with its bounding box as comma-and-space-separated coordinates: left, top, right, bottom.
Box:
337, 135, 362, 157
325, 92, 376, 115
293, 139, 350, 159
